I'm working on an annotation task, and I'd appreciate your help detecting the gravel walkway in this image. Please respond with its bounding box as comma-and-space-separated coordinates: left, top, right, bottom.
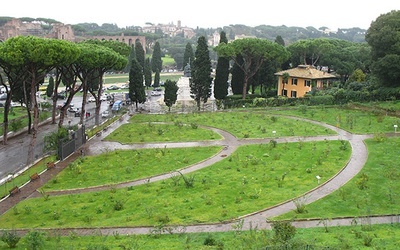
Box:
1, 113, 399, 236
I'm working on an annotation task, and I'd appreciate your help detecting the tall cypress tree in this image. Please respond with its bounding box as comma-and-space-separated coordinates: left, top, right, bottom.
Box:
129, 58, 146, 110
213, 31, 229, 103
153, 69, 160, 88
151, 41, 162, 73
164, 79, 179, 112
135, 39, 145, 71
230, 54, 245, 95
46, 76, 54, 98
190, 36, 212, 111
144, 57, 152, 89
183, 42, 194, 70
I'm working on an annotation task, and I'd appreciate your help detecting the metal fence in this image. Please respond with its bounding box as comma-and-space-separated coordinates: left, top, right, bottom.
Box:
58, 125, 86, 160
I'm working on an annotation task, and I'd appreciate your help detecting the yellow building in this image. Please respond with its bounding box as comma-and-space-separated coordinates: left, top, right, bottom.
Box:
275, 65, 336, 98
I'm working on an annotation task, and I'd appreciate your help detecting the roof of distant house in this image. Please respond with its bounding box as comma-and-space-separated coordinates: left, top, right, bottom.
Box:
275, 65, 336, 79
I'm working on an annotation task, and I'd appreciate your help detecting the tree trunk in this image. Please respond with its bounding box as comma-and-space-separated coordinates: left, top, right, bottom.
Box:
80, 82, 88, 125
2, 92, 12, 145
58, 108, 67, 128
27, 74, 39, 165
242, 76, 249, 100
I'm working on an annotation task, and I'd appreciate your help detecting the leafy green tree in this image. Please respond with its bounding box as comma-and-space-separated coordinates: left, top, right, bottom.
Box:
213, 31, 229, 106
275, 35, 285, 46
164, 79, 179, 111
0, 36, 79, 164
81, 40, 129, 125
151, 41, 162, 73
183, 42, 194, 70
129, 58, 146, 110
144, 57, 152, 88
287, 38, 333, 66
135, 39, 145, 70
46, 76, 54, 97
190, 36, 213, 111
216, 38, 289, 99
366, 10, 400, 86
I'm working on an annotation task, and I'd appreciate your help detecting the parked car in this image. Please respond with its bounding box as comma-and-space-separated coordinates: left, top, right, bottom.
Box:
120, 83, 129, 89
68, 106, 79, 113
54, 91, 66, 99
107, 85, 119, 90
101, 110, 110, 118
151, 91, 162, 96
88, 96, 96, 102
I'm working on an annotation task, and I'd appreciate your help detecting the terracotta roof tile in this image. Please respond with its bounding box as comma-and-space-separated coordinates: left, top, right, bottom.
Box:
275, 65, 336, 79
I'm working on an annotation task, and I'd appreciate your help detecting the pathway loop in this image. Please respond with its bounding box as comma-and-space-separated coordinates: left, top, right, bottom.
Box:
0, 115, 384, 235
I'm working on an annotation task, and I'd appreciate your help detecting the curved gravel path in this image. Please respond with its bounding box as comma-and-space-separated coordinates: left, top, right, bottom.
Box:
2, 114, 399, 236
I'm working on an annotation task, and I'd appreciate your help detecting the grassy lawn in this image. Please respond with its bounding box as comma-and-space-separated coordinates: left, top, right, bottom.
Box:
128, 111, 337, 139
105, 122, 222, 143
1, 223, 399, 249
103, 72, 182, 85
43, 146, 222, 191
269, 106, 400, 134
274, 136, 400, 220
0, 140, 350, 229
0, 155, 56, 199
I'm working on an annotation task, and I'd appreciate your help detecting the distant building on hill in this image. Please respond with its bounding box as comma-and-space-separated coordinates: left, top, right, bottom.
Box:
0, 18, 75, 41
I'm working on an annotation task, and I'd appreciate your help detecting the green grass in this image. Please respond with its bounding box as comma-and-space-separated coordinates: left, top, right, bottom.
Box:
0, 155, 56, 199
105, 122, 222, 143
43, 146, 222, 191
269, 106, 400, 134
1, 218, 400, 249
274, 136, 400, 220
0, 140, 350, 229
103, 71, 182, 85
129, 111, 337, 139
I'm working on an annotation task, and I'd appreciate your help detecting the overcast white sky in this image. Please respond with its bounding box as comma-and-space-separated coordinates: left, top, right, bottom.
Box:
1, 0, 398, 30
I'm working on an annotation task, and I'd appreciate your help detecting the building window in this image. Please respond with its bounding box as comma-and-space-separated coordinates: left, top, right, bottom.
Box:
305, 80, 311, 87
282, 89, 288, 96
291, 90, 297, 98
291, 78, 298, 85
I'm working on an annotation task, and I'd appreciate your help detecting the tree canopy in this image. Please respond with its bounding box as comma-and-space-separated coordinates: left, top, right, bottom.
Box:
366, 10, 400, 86
216, 37, 289, 99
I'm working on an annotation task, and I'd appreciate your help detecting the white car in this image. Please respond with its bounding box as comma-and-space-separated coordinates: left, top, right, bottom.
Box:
101, 110, 110, 118
88, 96, 96, 102
151, 91, 162, 96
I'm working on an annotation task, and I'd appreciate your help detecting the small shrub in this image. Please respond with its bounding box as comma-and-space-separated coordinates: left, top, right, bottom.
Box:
1, 229, 21, 248
113, 200, 124, 211
25, 230, 45, 250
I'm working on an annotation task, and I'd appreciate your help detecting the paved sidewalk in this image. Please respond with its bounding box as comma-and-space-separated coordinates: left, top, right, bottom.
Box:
0, 114, 398, 236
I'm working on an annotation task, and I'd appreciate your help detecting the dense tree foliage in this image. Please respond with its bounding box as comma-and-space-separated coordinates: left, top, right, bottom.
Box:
164, 79, 179, 111
213, 31, 229, 103
151, 41, 163, 73
216, 38, 289, 99
230, 54, 245, 95
366, 10, 400, 87
135, 39, 145, 70
129, 58, 146, 110
183, 42, 194, 70
190, 36, 212, 110
144, 57, 152, 88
